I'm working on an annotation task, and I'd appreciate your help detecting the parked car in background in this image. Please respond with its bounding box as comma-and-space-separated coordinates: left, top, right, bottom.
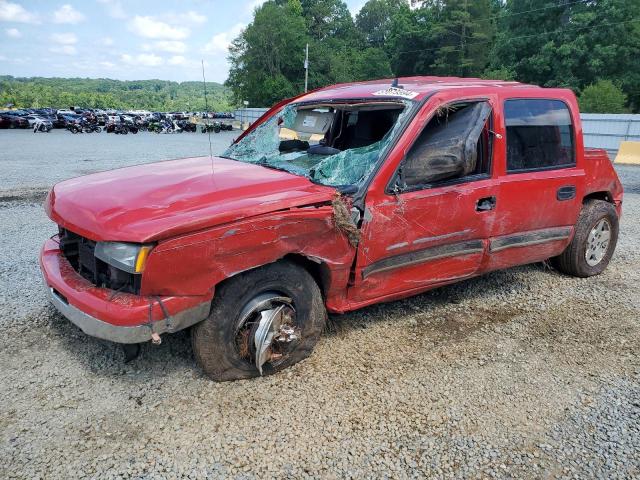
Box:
0, 114, 12, 129
1, 112, 29, 128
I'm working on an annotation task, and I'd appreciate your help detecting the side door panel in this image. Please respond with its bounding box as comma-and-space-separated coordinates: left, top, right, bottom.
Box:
347, 94, 499, 305
485, 97, 586, 271
486, 170, 584, 271
350, 180, 496, 304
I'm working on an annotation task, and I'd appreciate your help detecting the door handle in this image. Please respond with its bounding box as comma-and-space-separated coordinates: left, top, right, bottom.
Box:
557, 185, 576, 201
476, 196, 496, 212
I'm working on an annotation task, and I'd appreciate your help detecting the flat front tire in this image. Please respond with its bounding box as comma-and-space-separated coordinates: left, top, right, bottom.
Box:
552, 199, 619, 277
192, 261, 326, 381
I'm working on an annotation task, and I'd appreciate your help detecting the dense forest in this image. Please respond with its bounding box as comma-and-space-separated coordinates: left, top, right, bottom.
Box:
0, 76, 231, 111
227, 0, 640, 113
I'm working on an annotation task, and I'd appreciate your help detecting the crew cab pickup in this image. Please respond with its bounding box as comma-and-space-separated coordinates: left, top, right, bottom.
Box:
41, 77, 623, 381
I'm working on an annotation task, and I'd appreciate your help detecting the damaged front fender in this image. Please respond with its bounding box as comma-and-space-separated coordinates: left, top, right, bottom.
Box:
140, 204, 358, 311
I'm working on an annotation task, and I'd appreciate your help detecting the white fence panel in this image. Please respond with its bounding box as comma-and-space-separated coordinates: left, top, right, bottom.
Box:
580, 114, 640, 155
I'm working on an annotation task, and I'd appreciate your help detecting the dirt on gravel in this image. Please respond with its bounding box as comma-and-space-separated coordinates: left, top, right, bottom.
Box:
0, 131, 638, 479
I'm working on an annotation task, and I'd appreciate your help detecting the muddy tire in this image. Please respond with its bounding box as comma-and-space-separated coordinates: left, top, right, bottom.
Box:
192, 261, 326, 381
551, 200, 619, 277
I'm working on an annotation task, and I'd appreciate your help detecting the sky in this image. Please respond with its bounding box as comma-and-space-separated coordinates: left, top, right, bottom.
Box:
0, 0, 367, 84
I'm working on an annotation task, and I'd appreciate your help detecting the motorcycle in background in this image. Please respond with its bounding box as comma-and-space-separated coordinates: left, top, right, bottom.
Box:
106, 122, 129, 134
33, 119, 52, 133
83, 123, 102, 133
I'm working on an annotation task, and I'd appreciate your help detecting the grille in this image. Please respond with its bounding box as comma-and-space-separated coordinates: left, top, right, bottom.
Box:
58, 227, 141, 294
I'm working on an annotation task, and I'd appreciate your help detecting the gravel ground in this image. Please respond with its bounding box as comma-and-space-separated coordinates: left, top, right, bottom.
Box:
0, 130, 639, 479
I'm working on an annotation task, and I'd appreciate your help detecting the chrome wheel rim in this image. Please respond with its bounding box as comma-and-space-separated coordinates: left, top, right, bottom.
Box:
234, 292, 298, 375
585, 218, 611, 266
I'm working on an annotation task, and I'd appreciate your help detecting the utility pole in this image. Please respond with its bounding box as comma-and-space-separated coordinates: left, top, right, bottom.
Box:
304, 43, 309, 93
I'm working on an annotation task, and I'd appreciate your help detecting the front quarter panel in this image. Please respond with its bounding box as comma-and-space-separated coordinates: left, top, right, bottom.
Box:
140, 206, 355, 307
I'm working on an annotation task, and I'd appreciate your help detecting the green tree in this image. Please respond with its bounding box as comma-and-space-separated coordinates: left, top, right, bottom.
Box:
301, 0, 357, 41
226, 0, 308, 105
356, 0, 407, 48
386, 2, 436, 76
488, 0, 640, 111
579, 80, 628, 113
428, 0, 495, 77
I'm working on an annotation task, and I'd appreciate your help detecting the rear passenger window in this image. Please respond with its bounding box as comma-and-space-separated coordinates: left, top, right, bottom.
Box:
505, 99, 575, 172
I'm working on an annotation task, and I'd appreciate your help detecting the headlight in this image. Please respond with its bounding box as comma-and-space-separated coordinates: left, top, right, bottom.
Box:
94, 242, 153, 274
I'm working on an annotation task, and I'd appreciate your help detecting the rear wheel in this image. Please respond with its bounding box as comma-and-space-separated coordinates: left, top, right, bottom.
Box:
192, 261, 326, 381
551, 199, 619, 277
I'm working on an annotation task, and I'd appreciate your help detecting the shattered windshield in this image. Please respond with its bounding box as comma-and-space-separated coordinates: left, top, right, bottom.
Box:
223, 100, 413, 187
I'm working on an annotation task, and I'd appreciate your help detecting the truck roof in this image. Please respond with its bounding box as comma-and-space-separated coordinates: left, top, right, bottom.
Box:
298, 76, 542, 103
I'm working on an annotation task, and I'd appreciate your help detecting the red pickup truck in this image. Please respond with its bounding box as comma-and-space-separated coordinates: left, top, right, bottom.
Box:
41, 77, 623, 381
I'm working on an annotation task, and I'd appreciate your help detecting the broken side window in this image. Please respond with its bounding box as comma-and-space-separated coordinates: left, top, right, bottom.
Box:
398, 101, 493, 188
222, 100, 413, 187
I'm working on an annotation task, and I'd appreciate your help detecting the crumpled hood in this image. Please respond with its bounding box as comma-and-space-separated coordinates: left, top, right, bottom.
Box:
46, 156, 336, 242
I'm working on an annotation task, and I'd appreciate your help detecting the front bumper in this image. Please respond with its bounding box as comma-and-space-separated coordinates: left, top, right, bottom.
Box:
40, 238, 212, 344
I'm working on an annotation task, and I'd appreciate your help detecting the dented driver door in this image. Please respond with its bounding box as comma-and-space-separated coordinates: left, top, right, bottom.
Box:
348, 96, 498, 306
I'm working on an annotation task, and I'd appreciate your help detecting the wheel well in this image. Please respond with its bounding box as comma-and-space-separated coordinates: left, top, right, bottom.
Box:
583, 191, 612, 204
283, 254, 331, 299
213, 254, 331, 300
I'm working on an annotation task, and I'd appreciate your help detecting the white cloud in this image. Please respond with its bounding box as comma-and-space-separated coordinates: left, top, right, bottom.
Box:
50, 45, 77, 55
179, 11, 206, 24
121, 53, 164, 67
168, 55, 186, 66
96, 0, 126, 19
5, 27, 20, 38
0, 1, 39, 23
53, 4, 85, 24
51, 32, 78, 45
203, 23, 244, 53
99, 61, 115, 68
129, 15, 189, 40
103, 36, 114, 46
143, 40, 186, 54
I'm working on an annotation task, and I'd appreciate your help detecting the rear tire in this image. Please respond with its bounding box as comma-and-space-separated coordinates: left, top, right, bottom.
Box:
551, 200, 619, 277
192, 261, 326, 381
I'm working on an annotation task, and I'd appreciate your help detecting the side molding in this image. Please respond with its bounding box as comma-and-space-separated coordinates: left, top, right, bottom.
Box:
362, 239, 484, 279
489, 227, 572, 253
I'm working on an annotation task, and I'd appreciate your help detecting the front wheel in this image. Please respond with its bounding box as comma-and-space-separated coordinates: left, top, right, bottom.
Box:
192, 261, 326, 381
551, 200, 619, 277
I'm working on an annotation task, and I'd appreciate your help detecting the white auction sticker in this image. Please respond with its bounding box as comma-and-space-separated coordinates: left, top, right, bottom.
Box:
302, 115, 317, 128
372, 87, 419, 99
